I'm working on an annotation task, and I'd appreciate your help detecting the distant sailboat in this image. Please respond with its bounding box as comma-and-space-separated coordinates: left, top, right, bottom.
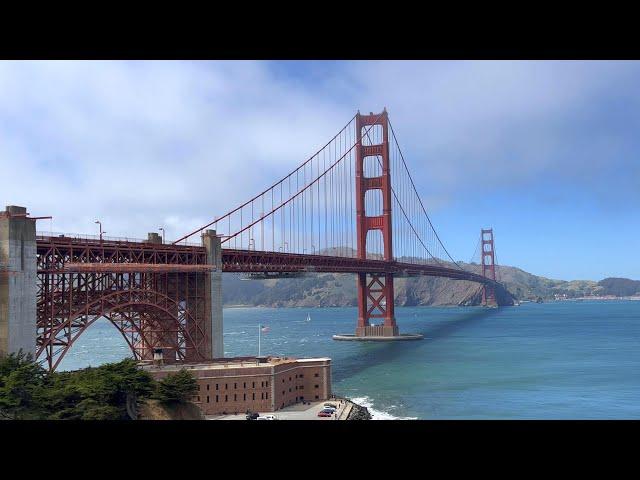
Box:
306, 313, 311, 322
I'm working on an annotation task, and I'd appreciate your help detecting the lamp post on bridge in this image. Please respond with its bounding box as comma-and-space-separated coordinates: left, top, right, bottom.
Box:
159, 227, 165, 244
95, 220, 104, 241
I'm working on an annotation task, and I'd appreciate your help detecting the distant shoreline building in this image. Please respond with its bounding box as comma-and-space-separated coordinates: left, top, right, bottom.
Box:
142, 356, 331, 415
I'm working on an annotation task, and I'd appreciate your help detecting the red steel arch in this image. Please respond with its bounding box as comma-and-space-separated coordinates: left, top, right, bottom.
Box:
36, 289, 208, 371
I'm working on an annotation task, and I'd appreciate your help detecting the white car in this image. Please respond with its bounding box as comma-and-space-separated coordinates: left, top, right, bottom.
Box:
256, 414, 278, 420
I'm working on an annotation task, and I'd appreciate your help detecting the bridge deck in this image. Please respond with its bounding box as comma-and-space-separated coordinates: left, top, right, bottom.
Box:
35, 236, 496, 286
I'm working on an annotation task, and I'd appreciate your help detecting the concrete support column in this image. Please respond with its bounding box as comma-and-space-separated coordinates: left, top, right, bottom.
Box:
202, 229, 223, 359
146, 232, 163, 244
0, 206, 37, 359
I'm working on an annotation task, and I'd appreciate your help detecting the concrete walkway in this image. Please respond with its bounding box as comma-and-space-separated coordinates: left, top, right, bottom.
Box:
207, 399, 350, 420
338, 401, 353, 420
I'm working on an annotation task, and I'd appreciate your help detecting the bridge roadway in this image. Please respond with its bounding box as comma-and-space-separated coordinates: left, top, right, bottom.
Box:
35, 235, 498, 288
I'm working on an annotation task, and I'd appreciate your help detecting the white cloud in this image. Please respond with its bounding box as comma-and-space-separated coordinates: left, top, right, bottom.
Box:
340, 60, 640, 207
1, 60, 638, 245
0, 61, 352, 239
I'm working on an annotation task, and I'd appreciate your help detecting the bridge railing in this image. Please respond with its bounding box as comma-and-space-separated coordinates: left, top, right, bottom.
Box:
36, 231, 202, 247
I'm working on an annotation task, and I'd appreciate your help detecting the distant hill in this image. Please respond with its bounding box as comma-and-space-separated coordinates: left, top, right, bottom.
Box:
222, 261, 635, 307
597, 278, 640, 297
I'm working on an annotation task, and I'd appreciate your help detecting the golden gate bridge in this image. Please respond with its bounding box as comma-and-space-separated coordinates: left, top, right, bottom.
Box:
0, 109, 511, 371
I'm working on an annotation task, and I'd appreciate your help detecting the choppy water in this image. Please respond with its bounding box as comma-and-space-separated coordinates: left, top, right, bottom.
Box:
59, 301, 640, 419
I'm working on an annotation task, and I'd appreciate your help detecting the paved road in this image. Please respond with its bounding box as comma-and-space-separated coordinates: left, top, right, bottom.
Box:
207, 399, 349, 420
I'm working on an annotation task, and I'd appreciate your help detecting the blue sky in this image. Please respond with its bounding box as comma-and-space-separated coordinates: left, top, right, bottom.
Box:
1, 60, 638, 280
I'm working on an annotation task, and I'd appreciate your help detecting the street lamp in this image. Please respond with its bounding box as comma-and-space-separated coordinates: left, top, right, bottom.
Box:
95, 220, 103, 241
158, 227, 165, 244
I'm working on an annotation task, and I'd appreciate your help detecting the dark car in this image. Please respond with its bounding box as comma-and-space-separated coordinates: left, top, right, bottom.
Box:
317, 410, 333, 417
246, 412, 260, 420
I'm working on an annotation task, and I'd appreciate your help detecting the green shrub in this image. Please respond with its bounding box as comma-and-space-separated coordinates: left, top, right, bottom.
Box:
0, 351, 47, 419
154, 369, 198, 404
0, 355, 156, 420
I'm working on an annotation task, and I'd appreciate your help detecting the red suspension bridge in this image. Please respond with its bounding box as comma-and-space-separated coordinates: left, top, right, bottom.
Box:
1, 109, 511, 371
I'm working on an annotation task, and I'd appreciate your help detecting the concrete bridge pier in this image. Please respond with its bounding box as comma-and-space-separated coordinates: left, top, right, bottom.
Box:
0, 206, 37, 359
202, 230, 223, 358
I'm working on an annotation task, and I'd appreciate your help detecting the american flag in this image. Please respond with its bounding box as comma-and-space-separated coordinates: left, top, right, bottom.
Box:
260, 325, 270, 333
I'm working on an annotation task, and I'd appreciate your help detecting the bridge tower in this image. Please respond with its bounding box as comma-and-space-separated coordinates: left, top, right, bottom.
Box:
0, 206, 37, 359
202, 229, 224, 358
354, 110, 398, 337
481, 228, 497, 306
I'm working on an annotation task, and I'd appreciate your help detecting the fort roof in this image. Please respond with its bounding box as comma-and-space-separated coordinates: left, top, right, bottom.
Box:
140, 356, 331, 372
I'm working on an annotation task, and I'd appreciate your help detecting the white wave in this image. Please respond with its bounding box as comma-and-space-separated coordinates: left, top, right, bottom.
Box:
349, 396, 418, 420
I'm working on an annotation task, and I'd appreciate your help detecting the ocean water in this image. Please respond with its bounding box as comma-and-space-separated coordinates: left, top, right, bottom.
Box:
58, 301, 640, 419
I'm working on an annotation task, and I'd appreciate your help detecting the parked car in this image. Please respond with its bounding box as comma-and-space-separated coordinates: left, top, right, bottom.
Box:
317, 410, 333, 417
256, 414, 277, 420
246, 412, 260, 420
323, 403, 338, 410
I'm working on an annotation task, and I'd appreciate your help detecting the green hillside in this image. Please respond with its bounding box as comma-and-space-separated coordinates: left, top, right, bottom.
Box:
222, 262, 627, 307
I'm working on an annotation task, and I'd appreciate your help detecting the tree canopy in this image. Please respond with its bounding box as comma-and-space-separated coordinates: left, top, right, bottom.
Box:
0, 353, 162, 420
154, 369, 199, 404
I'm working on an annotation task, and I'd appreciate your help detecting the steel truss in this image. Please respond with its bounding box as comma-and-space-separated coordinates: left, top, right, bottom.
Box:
36, 236, 210, 371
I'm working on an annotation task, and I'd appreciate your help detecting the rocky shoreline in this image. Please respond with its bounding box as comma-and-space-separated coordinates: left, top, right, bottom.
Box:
343, 398, 372, 420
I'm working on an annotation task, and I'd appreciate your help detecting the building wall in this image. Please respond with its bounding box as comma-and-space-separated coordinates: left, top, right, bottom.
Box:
273, 360, 332, 410
147, 358, 331, 415
193, 366, 273, 414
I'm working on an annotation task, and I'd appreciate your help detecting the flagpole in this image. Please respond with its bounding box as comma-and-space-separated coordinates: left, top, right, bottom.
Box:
258, 324, 261, 357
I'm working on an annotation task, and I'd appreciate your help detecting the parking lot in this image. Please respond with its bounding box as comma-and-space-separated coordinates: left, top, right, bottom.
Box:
207, 399, 351, 420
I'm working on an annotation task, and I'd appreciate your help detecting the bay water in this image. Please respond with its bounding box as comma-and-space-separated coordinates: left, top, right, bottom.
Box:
58, 301, 640, 419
